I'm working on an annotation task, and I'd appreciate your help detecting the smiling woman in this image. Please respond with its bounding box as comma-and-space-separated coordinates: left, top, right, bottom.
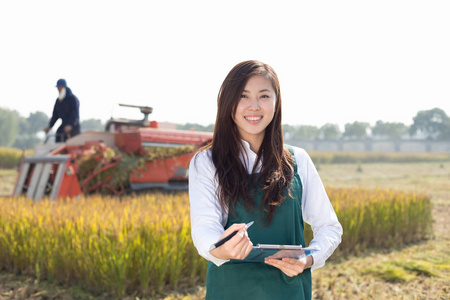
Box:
188, 60, 343, 300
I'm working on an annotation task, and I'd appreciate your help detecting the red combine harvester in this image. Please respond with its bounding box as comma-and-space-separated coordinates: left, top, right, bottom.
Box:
13, 104, 213, 201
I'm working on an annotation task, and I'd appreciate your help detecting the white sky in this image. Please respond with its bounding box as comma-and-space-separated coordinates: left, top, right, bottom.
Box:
1, 0, 449, 131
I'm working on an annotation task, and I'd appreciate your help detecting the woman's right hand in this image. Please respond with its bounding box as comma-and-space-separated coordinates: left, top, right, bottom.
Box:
209, 223, 253, 260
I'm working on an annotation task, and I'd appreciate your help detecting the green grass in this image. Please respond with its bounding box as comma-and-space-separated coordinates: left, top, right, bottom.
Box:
363, 259, 440, 282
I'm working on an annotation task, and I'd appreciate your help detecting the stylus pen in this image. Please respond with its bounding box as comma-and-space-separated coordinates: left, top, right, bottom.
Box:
210, 221, 254, 251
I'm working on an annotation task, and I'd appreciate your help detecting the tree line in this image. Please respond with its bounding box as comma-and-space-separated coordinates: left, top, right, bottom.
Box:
178, 107, 450, 141
1, 107, 449, 149
0, 108, 104, 149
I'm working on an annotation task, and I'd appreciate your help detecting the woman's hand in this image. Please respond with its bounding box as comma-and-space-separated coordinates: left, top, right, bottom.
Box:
209, 223, 253, 260
264, 255, 313, 277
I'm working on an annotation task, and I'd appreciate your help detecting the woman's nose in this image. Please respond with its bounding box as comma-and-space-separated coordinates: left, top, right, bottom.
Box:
247, 97, 260, 110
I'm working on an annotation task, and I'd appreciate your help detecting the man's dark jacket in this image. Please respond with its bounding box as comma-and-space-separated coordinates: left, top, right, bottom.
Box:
48, 87, 81, 142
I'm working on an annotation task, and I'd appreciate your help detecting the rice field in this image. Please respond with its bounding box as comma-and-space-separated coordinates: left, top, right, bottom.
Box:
0, 194, 204, 298
0, 161, 448, 299
0, 190, 433, 298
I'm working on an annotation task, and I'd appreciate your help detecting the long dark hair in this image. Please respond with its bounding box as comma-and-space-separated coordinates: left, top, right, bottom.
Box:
200, 60, 293, 224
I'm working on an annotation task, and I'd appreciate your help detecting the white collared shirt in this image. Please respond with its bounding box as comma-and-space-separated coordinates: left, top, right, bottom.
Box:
188, 140, 343, 271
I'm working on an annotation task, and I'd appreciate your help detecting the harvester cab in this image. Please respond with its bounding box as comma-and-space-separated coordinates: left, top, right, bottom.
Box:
13, 104, 213, 201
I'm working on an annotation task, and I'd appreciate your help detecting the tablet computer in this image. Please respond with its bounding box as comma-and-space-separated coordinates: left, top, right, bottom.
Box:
232, 244, 320, 263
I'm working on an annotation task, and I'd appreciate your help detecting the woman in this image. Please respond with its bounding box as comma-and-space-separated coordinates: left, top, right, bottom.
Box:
189, 60, 342, 299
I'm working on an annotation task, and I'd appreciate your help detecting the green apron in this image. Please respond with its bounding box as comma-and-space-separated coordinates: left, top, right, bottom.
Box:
206, 147, 312, 300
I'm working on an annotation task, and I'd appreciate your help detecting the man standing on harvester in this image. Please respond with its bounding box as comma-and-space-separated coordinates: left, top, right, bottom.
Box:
44, 79, 81, 142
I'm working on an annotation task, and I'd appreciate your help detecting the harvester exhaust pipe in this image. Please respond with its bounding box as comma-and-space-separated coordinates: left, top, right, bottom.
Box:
105, 104, 153, 131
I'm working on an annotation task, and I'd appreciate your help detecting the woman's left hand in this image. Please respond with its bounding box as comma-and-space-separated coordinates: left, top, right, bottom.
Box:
264, 255, 313, 277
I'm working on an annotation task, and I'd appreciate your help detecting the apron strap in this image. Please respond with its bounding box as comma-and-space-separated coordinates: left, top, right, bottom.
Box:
284, 144, 297, 173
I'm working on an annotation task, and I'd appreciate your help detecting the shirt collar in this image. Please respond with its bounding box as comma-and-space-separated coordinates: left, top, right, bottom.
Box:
240, 139, 261, 173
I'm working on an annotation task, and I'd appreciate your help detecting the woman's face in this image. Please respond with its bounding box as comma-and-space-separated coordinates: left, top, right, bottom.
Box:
233, 75, 276, 149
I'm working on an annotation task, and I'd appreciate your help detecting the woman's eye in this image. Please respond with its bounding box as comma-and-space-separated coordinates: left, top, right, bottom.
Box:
261, 95, 270, 98
240, 94, 248, 98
